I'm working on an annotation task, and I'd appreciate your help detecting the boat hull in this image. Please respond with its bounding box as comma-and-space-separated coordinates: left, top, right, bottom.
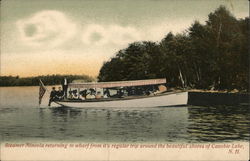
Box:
53, 92, 188, 108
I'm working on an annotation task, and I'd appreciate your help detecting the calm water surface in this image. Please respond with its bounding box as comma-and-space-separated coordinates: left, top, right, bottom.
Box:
0, 86, 249, 142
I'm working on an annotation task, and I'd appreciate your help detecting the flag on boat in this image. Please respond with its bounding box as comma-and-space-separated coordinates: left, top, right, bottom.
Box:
39, 79, 46, 105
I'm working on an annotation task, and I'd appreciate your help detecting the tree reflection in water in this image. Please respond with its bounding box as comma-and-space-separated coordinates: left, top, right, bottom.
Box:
187, 105, 250, 142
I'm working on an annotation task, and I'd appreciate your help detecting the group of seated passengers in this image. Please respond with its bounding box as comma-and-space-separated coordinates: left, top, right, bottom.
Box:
66, 85, 166, 101
67, 89, 124, 100
68, 89, 107, 100
126, 85, 166, 96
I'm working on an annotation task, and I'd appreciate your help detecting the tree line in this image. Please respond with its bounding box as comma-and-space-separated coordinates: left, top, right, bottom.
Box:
98, 6, 249, 91
0, 74, 94, 86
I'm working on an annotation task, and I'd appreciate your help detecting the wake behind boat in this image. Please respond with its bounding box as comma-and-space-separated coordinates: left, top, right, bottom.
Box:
39, 78, 188, 108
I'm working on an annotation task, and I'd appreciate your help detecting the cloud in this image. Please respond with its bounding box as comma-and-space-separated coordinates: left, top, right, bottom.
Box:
16, 10, 76, 47
144, 19, 193, 42
81, 24, 109, 46
15, 10, 190, 52
81, 24, 141, 46
80, 21, 190, 47
14, 10, 191, 56
108, 25, 141, 45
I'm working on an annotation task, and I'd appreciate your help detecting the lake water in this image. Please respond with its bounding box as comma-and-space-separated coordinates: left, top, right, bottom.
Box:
0, 86, 249, 142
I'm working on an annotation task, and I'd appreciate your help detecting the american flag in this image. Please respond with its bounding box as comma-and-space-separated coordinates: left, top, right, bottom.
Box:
39, 79, 46, 105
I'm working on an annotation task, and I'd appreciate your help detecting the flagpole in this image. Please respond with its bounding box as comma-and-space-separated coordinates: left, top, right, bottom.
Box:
39, 79, 48, 91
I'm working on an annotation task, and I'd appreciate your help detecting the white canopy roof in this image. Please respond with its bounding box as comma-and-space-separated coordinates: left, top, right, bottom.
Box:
68, 78, 166, 89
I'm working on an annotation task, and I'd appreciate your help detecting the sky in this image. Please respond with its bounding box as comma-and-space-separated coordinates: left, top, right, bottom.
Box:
0, 0, 248, 77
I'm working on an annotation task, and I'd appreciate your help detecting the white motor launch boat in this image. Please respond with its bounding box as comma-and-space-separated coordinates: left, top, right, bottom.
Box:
40, 78, 188, 108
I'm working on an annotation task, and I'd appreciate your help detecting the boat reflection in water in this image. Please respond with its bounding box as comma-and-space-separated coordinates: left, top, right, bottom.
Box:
37, 106, 189, 142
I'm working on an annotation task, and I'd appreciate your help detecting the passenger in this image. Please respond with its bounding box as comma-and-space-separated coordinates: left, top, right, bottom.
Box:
103, 89, 110, 98
153, 90, 160, 95
80, 89, 87, 97
122, 88, 128, 97
95, 91, 102, 99
48, 87, 57, 106
72, 93, 78, 99
86, 94, 95, 99
89, 88, 96, 95
86, 91, 95, 99
158, 85, 167, 92
72, 90, 78, 99
146, 90, 154, 96
85, 89, 95, 99
56, 87, 64, 100
79, 89, 87, 100
68, 91, 73, 99
153, 85, 167, 95
103, 93, 108, 98
117, 89, 124, 98
61, 78, 68, 98
79, 94, 86, 100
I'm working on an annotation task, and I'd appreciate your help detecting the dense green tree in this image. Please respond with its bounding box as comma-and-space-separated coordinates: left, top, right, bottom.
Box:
97, 6, 248, 92
98, 41, 162, 81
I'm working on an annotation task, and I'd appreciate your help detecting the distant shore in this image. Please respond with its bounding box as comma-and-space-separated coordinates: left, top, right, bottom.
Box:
0, 75, 94, 87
